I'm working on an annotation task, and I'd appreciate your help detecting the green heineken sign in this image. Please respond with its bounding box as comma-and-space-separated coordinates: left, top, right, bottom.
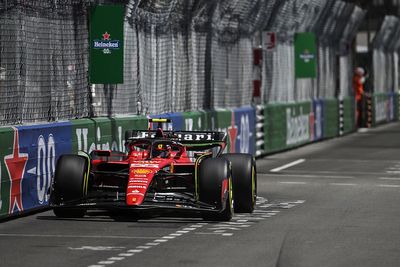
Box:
294, 32, 317, 78
89, 5, 124, 84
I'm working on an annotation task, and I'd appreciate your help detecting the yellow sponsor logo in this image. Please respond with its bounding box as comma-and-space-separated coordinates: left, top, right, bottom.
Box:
134, 168, 152, 175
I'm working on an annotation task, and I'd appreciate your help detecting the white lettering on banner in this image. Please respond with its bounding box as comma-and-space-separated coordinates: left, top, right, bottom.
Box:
239, 115, 250, 153
185, 119, 193, 131
315, 104, 322, 138
286, 107, 310, 145
375, 98, 387, 123
37, 134, 55, 204
75, 127, 110, 154
111, 126, 124, 153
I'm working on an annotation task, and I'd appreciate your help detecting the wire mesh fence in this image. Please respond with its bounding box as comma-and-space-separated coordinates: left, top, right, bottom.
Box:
0, 0, 382, 125
372, 16, 400, 94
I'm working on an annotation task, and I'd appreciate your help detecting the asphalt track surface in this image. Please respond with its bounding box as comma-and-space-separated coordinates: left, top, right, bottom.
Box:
1, 122, 400, 267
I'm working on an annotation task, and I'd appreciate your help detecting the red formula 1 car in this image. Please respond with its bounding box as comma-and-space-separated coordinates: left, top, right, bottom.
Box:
50, 119, 257, 221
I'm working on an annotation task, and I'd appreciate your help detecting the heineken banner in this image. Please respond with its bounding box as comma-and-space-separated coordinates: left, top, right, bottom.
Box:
294, 32, 317, 78
89, 5, 124, 84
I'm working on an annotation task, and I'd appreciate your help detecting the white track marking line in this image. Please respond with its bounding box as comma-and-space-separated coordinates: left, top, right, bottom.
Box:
330, 183, 357, 186
279, 181, 307, 185
0, 234, 156, 239
136, 246, 151, 249
127, 249, 143, 253
263, 174, 354, 179
379, 177, 400, 181
169, 233, 182, 236
118, 253, 133, 257
154, 239, 168, 243
163, 236, 176, 239
145, 243, 160, 246
270, 159, 305, 173
378, 184, 400, 188
98, 261, 114, 265
108, 257, 124, 261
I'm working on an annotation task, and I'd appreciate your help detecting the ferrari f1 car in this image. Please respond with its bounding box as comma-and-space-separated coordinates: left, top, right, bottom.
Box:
49, 119, 257, 221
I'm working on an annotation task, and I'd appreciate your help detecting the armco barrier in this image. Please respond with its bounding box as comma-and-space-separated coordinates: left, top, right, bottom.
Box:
182, 111, 208, 131
71, 118, 96, 153
154, 108, 257, 154
312, 99, 324, 141
111, 116, 148, 152
342, 97, 356, 134
15, 122, 72, 215
0, 127, 21, 219
373, 93, 395, 126
323, 98, 339, 139
232, 106, 256, 155
264, 102, 312, 153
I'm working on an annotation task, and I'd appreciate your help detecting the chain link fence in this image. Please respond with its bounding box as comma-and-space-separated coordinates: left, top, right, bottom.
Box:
0, 0, 368, 125
372, 16, 400, 94
262, 0, 365, 103
0, 1, 91, 125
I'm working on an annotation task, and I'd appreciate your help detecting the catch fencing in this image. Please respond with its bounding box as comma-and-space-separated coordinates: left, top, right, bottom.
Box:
0, 0, 366, 125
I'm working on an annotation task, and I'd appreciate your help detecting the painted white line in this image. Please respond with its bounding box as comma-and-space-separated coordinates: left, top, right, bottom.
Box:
183, 228, 196, 231
163, 236, 176, 239
88, 265, 105, 267
145, 243, 160, 246
108, 257, 124, 261
98, 261, 114, 265
270, 159, 305, 173
169, 233, 182, 236
127, 249, 143, 253
222, 233, 234, 236
118, 253, 133, 257
279, 181, 307, 185
154, 239, 168, 243
330, 183, 357, 186
69, 246, 125, 251
291, 200, 306, 204
136, 246, 151, 249
264, 174, 354, 179
190, 225, 204, 228
379, 177, 400, 181
176, 230, 189, 234
0, 234, 156, 239
378, 184, 400, 188
214, 230, 226, 233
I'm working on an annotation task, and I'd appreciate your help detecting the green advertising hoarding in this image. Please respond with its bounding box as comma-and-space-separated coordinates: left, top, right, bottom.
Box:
294, 32, 317, 78
89, 5, 124, 84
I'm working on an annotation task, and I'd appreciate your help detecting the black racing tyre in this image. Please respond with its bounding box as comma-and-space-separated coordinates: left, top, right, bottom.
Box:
221, 153, 257, 213
52, 154, 88, 218
199, 158, 233, 221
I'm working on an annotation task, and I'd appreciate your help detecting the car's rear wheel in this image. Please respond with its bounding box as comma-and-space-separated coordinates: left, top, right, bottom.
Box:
221, 153, 257, 213
199, 158, 233, 221
51, 154, 89, 218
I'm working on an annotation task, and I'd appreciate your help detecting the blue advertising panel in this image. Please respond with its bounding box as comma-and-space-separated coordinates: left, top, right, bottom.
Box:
232, 106, 256, 155
313, 99, 324, 141
16, 122, 72, 211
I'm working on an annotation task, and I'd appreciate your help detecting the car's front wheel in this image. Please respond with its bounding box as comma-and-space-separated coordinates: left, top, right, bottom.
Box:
198, 158, 233, 221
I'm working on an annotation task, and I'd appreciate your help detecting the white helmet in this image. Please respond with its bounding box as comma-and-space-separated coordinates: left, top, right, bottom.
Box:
355, 67, 365, 76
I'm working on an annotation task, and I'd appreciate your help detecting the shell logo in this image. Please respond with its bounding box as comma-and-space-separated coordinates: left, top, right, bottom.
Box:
134, 168, 152, 175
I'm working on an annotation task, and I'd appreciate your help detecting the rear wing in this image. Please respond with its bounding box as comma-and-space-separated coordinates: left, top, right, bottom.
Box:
126, 130, 227, 144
